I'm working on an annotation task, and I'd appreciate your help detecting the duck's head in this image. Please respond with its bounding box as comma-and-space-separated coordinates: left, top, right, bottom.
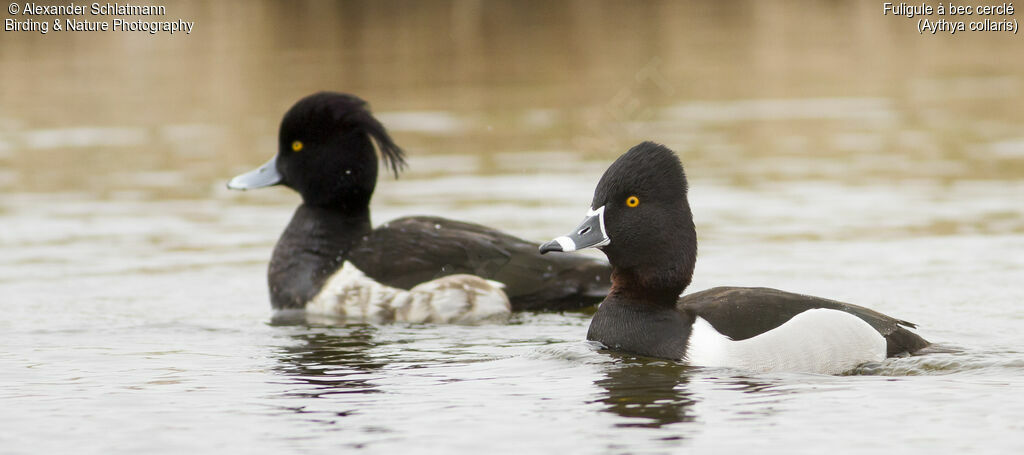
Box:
540, 141, 697, 296
227, 92, 406, 211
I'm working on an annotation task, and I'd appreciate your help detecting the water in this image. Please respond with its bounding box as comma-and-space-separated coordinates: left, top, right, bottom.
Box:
2, 1, 1024, 453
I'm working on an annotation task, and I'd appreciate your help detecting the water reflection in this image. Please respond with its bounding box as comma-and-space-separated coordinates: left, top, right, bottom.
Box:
269, 316, 385, 399
593, 356, 697, 428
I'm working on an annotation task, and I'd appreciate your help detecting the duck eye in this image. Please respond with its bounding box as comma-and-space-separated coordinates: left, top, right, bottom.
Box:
291, 140, 303, 152
626, 195, 639, 208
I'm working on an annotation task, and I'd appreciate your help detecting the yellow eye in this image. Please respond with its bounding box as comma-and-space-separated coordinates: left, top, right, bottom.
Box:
291, 140, 303, 152
626, 195, 639, 207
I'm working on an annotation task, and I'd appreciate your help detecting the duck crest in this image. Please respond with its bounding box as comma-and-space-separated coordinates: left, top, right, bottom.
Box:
287, 92, 407, 178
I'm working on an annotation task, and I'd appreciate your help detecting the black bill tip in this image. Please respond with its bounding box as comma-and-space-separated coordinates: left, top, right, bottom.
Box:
539, 240, 563, 255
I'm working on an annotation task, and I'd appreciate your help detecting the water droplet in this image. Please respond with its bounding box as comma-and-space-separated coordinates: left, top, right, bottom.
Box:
345, 169, 352, 175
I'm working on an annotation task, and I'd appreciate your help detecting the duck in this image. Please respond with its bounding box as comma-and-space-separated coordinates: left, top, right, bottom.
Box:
539, 141, 929, 374
227, 92, 610, 323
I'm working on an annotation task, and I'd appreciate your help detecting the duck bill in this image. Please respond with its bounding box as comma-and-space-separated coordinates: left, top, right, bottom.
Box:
539, 206, 610, 254
227, 155, 283, 190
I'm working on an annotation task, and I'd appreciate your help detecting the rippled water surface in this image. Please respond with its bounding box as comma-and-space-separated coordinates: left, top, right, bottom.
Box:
3, 1, 1024, 454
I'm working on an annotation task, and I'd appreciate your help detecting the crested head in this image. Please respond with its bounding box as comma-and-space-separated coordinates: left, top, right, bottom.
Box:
280, 92, 406, 177
592, 141, 688, 210
275, 92, 407, 209
592, 142, 697, 297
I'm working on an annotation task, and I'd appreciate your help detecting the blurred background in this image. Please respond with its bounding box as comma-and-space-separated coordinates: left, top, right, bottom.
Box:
3, 0, 1023, 198
3, 2, 1024, 454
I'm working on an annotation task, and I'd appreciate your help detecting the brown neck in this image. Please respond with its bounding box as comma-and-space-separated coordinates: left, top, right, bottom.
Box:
609, 266, 689, 305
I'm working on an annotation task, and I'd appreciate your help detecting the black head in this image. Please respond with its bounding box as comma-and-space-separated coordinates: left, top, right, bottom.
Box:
540, 141, 697, 297
228, 92, 407, 212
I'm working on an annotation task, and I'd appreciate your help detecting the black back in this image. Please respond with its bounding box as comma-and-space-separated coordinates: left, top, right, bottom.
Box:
349, 216, 610, 311
680, 286, 930, 357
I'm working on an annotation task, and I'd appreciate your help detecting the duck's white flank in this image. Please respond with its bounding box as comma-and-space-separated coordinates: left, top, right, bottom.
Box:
685, 308, 886, 375
306, 262, 511, 324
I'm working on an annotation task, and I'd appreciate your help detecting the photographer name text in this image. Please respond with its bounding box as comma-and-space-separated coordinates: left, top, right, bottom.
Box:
5, 2, 194, 35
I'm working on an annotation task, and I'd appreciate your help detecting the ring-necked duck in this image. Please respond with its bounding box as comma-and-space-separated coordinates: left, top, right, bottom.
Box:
228, 92, 610, 323
540, 141, 929, 374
